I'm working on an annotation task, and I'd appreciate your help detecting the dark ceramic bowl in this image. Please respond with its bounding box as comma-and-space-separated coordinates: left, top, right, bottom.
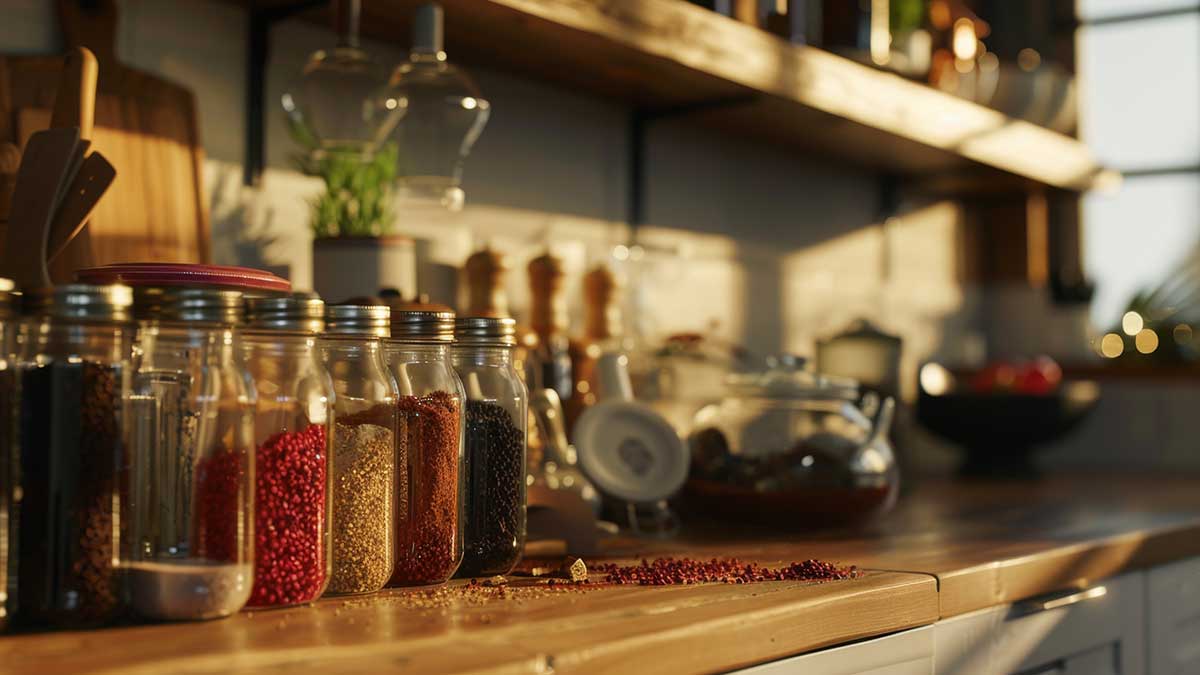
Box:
917, 378, 1100, 476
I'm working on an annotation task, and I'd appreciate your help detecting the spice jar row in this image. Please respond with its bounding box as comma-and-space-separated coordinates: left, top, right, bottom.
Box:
0, 277, 527, 631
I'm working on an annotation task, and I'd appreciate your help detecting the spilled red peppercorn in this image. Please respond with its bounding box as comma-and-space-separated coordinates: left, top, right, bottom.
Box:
593, 557, 859, 586
247, 424, 329, 606
390, 390, 462, 586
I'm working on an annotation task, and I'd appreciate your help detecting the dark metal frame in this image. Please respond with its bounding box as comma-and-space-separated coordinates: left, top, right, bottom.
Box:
244, 0, 328, 186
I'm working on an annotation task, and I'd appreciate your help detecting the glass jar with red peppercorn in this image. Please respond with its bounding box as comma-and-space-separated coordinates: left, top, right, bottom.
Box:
13, 284, 135, 629
383, 303, 465, 586
451, 317, 527, 578
242, 293, 334, 607
125, 287, 256, 621
321, 303, 397, 595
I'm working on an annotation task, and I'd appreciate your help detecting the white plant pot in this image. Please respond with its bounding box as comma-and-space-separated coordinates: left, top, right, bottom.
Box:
311, 236, 416, 303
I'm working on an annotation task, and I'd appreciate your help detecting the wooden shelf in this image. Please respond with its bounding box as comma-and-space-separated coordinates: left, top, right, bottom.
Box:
241, 0, 1113, 192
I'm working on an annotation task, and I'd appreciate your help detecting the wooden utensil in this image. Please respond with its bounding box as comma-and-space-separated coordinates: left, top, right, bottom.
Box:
1, 127, 81, 288
47, 150, 114, 264
0, 141, 19, 228
44, 46, 98, 270
44, 42, 97, 278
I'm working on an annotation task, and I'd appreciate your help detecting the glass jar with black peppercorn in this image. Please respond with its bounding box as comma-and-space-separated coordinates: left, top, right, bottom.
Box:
125, 287, 256, 621
0, 279, 17, 632
451, 317, 527, 577
242, 293, 333, 607
13, 284, 135, 628
382, 302, 465, 586
320, 303, 397, 595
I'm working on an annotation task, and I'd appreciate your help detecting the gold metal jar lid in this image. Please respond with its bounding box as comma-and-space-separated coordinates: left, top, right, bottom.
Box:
21, 283, 134, 322
453, 316, 516, 347
245, 292, 325, 333
325, 303, 391, 338
389, 308, 456, 343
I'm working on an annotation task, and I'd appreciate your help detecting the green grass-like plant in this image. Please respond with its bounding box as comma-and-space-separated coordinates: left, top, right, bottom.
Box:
298, 144, 399, 239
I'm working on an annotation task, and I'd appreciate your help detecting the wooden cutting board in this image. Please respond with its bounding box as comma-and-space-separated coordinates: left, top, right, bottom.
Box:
0, 0, 209, 281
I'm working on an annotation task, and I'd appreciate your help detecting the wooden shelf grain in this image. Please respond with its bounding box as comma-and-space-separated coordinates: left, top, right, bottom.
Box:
235, 0, 1111, 192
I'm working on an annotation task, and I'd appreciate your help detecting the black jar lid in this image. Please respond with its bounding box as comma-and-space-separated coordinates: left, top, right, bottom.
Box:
21, 283, 134, 322
245, 292, 325, 333
134, 287, 245, 324
325, 303, 390, 338
454, 316, 516, 347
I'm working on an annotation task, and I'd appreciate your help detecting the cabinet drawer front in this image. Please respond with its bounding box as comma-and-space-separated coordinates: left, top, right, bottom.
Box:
736, 626, 933, 675
1148, 557, 1200, 675
936, 572, 1143, 675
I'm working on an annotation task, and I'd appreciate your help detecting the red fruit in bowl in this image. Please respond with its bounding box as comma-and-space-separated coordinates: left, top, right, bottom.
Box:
1015, 356, 1062, 395
971, 363, 1017, 393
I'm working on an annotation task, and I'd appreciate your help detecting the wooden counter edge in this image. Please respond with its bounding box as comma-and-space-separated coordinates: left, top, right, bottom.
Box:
936, 518, 1200, 618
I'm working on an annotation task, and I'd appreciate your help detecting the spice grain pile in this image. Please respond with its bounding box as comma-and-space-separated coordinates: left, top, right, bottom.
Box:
330, 405, 396, 594
392, 391, 461, 585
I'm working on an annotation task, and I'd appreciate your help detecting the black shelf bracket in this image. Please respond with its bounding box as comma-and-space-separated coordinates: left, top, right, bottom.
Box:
245, 0, 329, 186
627, 94, 758, 228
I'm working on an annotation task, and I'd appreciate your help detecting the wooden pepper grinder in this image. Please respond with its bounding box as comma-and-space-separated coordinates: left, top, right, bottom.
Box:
566, 264, 622, 429
462, 246, 509, 318
526, 251, 575, 425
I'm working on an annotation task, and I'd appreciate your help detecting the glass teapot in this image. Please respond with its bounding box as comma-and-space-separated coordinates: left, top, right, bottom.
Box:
685, 358, 898, 528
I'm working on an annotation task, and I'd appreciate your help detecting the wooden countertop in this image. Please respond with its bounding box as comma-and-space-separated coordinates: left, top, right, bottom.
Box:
665, 473, 1200, 618
3, 473, 1199, 674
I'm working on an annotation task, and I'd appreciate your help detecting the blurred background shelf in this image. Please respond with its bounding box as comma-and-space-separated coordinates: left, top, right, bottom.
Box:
230, 0, 1113, 193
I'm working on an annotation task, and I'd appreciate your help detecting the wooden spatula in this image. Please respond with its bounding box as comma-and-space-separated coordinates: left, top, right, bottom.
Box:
1, 127, 81, 288
47, 151, 114, 264
46, 46, 98, 280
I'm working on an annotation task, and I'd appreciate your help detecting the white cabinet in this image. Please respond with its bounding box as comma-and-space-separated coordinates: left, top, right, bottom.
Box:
734, 626, 933, 675
934, 572, 1144, 675
1147, 556, 1200, 675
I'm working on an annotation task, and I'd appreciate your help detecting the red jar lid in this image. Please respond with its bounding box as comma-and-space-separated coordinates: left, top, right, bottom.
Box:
75, 263, 291, 292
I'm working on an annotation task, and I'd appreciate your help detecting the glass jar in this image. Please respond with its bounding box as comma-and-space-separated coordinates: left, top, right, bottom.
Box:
14, 284, 134, 628
0, 280, 16, 632
320, 304, 396, 595
384, 305, 464, 586
452, 317, 527, 577
686, 362, 898, 529
126, 288, 256, 621
242, 294, 333, 607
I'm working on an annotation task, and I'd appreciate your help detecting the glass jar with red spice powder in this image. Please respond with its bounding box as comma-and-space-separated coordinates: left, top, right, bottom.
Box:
124, 287, 256, 621
320, 303, 397, 595
241, 293, 334, 607
383, 303, 466, 586
13, 284, 135, 629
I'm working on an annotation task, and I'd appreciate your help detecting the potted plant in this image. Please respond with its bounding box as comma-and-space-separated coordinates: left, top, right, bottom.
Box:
300, 145, 416, 303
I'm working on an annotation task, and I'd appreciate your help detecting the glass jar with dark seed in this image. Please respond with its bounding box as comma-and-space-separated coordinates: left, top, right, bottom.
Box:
0, 278, 17, 632
451, 317, 527, 577
13, 284, 135, 628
